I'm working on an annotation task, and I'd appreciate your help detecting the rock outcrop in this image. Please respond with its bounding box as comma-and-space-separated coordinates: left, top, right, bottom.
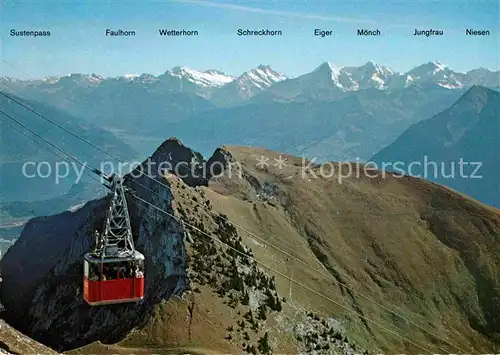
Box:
0, 319, 59, 354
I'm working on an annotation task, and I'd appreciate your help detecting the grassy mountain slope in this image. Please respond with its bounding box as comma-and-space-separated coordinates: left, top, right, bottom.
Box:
197, 145, 500, 352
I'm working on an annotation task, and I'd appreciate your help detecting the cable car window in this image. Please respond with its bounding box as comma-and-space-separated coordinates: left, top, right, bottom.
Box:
89, 263, 100, 281
135, 260, 144, 278
102, 264, 116, 280
84, 260, 89, 278
117, 261, 129, 279
127, 260, 144, 278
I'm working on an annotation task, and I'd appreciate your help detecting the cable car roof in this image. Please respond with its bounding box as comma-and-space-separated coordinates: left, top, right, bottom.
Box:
84, 250, 144, 263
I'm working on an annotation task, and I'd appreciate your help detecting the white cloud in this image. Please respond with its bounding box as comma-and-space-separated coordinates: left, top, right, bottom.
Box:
176, 0, 393, 26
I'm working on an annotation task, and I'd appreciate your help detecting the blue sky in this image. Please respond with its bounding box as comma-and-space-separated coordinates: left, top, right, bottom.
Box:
2, 0, 499, 79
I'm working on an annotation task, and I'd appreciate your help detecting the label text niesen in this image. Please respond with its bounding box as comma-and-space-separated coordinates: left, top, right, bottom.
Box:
106, 29, 136, 36
10, 29, 50, 37
414, 29, 443, 37
159, 29, 199, 36
465, 29, 490, 36
237, 29, 282, 36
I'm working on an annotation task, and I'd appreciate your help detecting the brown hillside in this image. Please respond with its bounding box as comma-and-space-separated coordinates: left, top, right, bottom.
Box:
201, 145, 500, 353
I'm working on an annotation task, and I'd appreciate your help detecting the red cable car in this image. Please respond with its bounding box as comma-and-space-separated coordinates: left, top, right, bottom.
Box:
83, 251, 144, 306
83, 174, 145, 306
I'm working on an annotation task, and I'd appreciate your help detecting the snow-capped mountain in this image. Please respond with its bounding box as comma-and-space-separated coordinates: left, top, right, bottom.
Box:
210, 65, 286, 106
253, 60, 499, 103
249, 62, 347, 103
236, 65, 286, 91
340, 61, 394, 90
399, 61, 464, 89
310, 61, 343, 87
164, 66, 234, 88
304, 60, 394, 91
133, 66, 235, 98
44, 73, 106, 87
135, 73, 158, 83
1, 62, 498, 107
255, 61, 396, 102
8, 73, 106, 88
0, 66, 234, 99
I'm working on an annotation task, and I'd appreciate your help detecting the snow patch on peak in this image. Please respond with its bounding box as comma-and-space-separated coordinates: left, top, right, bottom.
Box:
403, 61, 464, 88
371, 72, 386, 88
136, 73, 158, 83
315, 61, 341, 76
312, 62, 344, 88
169, 66, 233, 87
334, 62, 394, 90
56, 73, 105, 85
428, 61, 447, 75
237, 65, 286, 90
438, 81, 464, 89
85, 73, 105, 82
124, 73, 139, 80
210, 65, 287, 105
404, 75, 415, 87
41, 76, 62, 84
204, 69, 227, 75
432, 61, 446, 71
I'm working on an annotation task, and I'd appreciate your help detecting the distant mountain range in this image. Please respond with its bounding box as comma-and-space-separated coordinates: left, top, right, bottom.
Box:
2, 61, 499, 108
1, 62, 498, 207
2, 62, 497, 160
253, 61, 499, 103
210, 65, 287, 107
372, 86, 500, 207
